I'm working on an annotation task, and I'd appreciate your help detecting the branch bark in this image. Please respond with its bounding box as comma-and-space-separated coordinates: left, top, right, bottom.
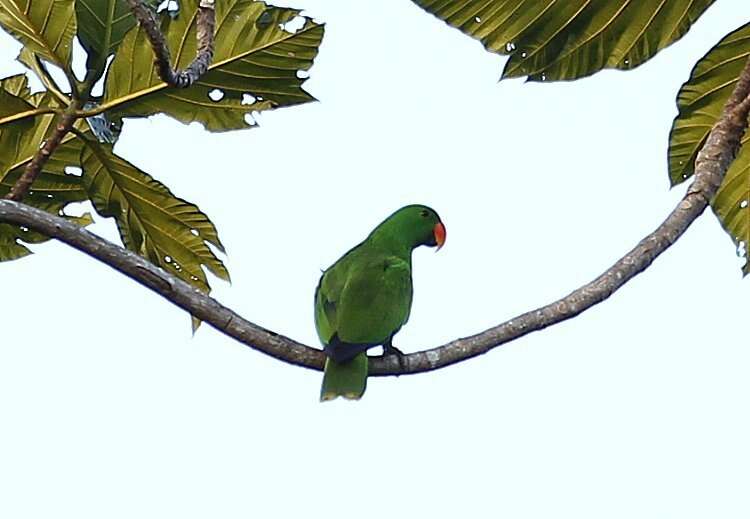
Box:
4, 105, 79, 202
125, 0, 216, 88
1, 60, 749, 377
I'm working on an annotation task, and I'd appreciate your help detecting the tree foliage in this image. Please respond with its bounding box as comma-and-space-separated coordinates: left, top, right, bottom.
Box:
411, 0, 716, 81
103, 0, 322, 131
669, 21, 750, 274
0, 0, 323, 302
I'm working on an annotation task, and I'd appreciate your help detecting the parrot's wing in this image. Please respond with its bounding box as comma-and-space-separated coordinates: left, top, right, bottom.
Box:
315, 250, 413, 350
314, 254, 351, 345
315, 288, 338, 344
334, 254, 413, 346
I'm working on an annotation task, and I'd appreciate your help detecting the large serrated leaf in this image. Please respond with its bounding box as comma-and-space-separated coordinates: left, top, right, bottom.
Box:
668, 22, 750, 275
75, 0, 139, 76
412, 0, 715, 81
0, 0, 76, 68
80, 141, 229, 294
101, 0, 323, 131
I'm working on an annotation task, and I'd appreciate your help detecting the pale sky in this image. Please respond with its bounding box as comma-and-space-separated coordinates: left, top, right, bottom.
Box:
1, 1, 748, 518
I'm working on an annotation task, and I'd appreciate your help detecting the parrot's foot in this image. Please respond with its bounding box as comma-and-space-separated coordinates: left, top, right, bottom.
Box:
381, 343, 408, 372
382, 343, 405, 357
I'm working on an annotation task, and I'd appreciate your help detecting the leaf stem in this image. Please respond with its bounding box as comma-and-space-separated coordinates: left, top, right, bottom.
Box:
125, 0, 216, 88
0, 107, 59, 127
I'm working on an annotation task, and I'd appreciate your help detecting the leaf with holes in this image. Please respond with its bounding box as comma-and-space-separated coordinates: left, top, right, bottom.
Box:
0, 0, 76, 68
102, 0, 323, 131
412, 0, 715, 82
0, 201, 93, 262
1, 138, 88, 205
0, 89, 92, 261
80, 141, 229, 298
1, 91, 89, 204
668, 22, 750, 275
714, 149, 750, 276
0, 224, 33, 261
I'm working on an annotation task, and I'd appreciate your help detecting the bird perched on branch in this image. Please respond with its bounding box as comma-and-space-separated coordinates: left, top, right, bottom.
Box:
315, 204, 446, 401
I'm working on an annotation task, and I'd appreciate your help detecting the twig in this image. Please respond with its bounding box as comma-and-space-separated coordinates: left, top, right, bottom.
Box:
3, 105, 79, 202
125, 0, 216, 88
1, 60, 748, 377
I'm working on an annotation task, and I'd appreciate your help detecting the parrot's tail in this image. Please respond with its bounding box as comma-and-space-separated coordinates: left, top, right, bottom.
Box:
320, 353, 368, 401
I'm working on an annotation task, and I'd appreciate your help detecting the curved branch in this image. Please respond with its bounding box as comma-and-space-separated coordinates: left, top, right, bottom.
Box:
125, 0, 216, 88
1, 61, 749, 377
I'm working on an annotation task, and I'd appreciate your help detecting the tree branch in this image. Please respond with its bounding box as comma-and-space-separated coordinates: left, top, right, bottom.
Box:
3, 104, 79, 202
0, 199, 324, 370
1, 61, 748, 377
125, 0, 216, 88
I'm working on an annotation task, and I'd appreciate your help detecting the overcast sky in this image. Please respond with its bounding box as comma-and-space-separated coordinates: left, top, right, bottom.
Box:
1, 1, 748, 518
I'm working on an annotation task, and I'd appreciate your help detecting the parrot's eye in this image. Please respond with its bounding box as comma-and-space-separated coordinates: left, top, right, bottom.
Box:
420, 209, 429, 218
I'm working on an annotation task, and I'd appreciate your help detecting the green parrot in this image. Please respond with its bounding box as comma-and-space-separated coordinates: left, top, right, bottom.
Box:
315, 204, 446, 401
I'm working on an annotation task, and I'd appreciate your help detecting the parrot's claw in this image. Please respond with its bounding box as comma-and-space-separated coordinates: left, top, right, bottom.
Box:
382, 343, 407, 372
382, 344, 405, 357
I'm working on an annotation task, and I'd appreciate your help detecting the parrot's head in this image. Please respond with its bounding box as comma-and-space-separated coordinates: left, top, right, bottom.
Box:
371, 204, 446, 251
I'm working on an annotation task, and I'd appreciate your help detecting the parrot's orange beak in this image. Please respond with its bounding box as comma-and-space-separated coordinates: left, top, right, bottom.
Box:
433, 222, 446, 251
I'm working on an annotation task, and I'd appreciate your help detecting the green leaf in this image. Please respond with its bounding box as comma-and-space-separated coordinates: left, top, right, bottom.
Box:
80, 141, 229, 295
0, 76, 35, 174
1, 140, 88, 206
0, 224, 34, 261
411, 0, 715, 81
1, 73, 31, 98
75, 0, 138, 78
668, 22, 750, 275
102, 0, 324, 131
669, 23, 750, 185
714, 150, 750, 276
16, 46, 73, 106
0, 91, 93, 263
1, 92, 89, 205
0, 0, 76, 68
0, 203, 93, 262
0, 119, 88, 262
